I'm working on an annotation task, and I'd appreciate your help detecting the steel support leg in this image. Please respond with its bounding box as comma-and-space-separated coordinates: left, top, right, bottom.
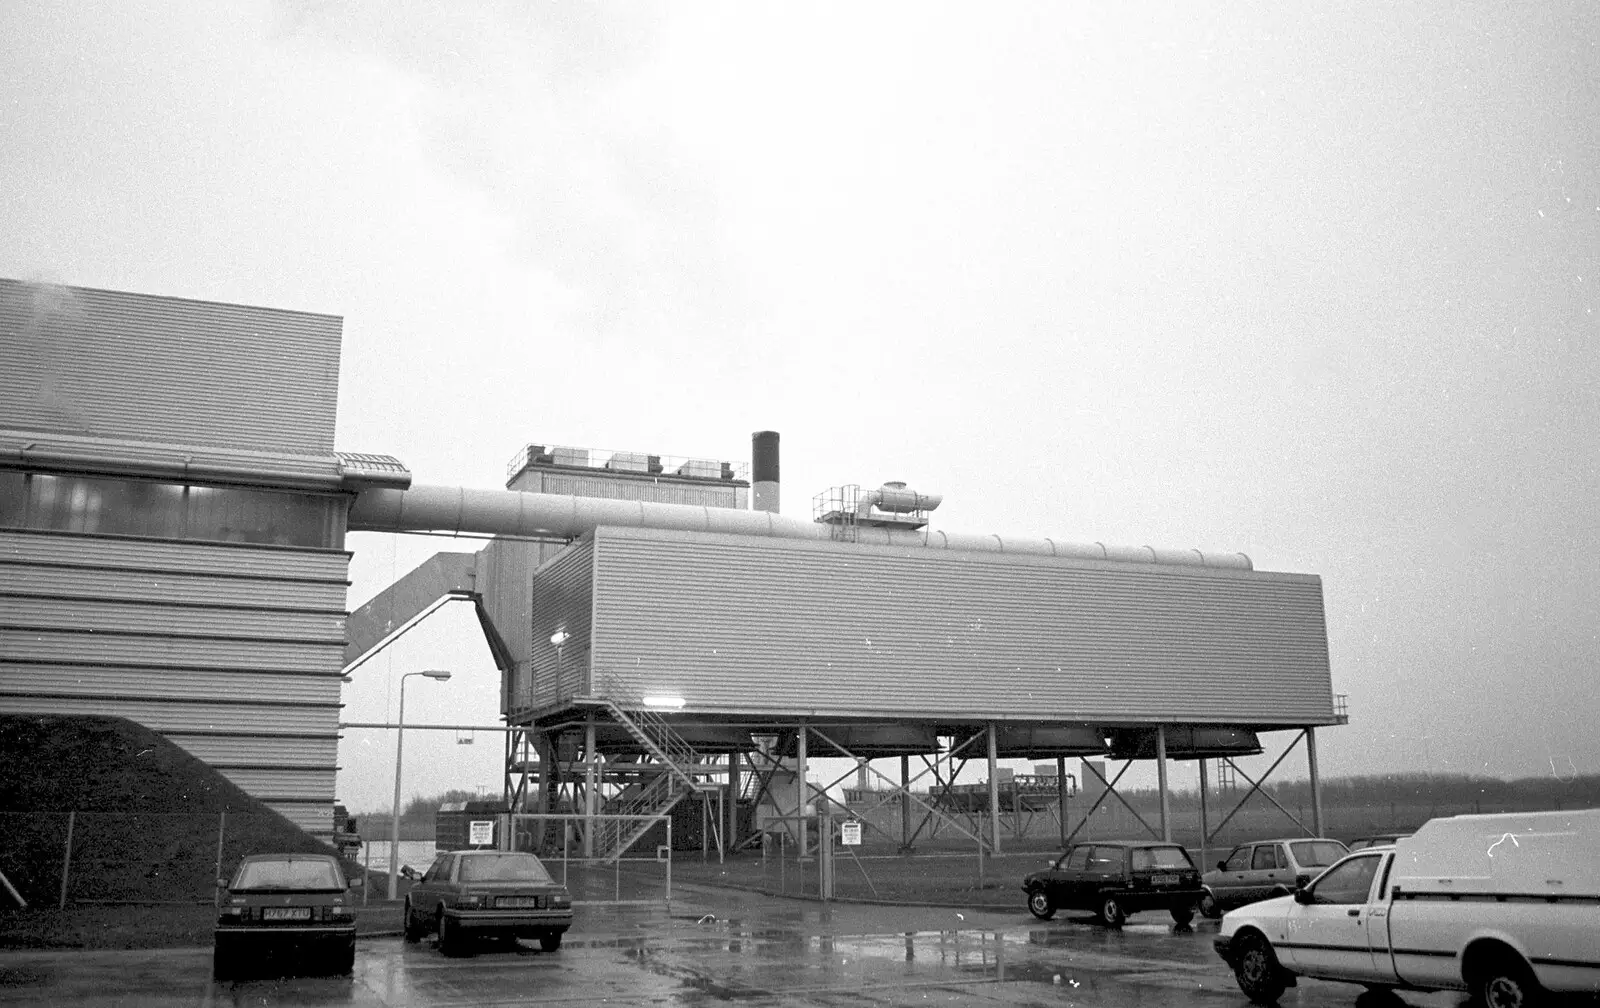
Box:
1156, 724, 1172, 842
1306, 727, 1324, 836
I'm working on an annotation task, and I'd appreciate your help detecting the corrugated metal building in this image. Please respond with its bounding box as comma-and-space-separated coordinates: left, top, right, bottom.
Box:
517, 525, 1332, 727
0, 279, 406, 836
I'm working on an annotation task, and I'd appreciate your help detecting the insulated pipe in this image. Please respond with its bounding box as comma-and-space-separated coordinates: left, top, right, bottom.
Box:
349, 484, 1253, 570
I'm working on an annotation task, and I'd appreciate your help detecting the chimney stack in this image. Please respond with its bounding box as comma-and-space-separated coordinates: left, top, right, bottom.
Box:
752, 430, 780, 513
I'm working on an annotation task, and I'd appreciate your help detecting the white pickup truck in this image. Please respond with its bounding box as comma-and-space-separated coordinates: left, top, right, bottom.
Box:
1214, 808, 1599, 1007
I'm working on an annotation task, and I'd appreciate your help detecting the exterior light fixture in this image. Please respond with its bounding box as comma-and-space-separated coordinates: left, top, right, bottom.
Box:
643, 695, 686, 709
550, 630, 569, 647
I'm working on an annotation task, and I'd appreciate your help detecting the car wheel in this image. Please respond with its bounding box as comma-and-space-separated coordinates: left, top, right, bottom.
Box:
1026, 890, 1055, 920
402, 900, 426, 943
539, 930, 563, 953
436, 910, 465, 957
1199, 892, 1223, 919
1474, 955, 1543, 1008
1170, 904, 1195, 926
1232, 931, 1288, 1004
332, 940, 356, 975
1097, 895, 1126, 927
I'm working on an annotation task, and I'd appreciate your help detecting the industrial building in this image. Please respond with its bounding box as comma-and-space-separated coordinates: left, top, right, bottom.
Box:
3, 279, 1344, 855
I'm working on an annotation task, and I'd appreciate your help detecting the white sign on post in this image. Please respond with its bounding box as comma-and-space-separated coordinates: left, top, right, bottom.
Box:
840, 820, 862, 846
469, 820, 494, 846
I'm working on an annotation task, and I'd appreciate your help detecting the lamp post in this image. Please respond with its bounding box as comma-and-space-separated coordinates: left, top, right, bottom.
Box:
388, 669, 452, 900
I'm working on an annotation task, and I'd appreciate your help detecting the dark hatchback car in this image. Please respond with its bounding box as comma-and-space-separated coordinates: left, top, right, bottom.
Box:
404, 850, 573, 955
214, 853, 357, 979
1023, 840, 1204, 926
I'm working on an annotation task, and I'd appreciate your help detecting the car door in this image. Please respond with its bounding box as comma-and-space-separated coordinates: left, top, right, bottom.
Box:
1243, 843, 1279, 903
1054, 845, 1093, 907
1260, 843, 1294, 895
1086, 846, 1126, 900
413, 853, 454, 911
1279, 853, 1387, 981
1213, 846, 1252, 906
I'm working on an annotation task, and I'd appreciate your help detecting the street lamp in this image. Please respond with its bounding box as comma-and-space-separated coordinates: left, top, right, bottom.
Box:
388, 669, 452, 900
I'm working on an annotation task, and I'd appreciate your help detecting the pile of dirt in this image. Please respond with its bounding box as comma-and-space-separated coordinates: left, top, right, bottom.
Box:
0, 714, 333, 906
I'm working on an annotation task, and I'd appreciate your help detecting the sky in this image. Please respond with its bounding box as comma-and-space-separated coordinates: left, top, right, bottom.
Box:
3, 3, 1597, 813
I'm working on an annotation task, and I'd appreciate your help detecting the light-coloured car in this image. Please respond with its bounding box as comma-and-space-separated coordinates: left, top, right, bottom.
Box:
1200, 837, 1347, 917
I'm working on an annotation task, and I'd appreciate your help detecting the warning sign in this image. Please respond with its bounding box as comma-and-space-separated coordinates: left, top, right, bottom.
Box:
469, 820, 494, 846
840, 820, 862, 846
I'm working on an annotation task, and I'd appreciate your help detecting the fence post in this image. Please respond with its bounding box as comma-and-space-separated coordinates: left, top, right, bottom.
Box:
58, 811, 76, 911
213, 811, 226, 908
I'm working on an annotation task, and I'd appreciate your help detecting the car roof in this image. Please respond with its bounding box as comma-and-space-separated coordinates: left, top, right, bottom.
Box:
1245, 837, 1345, 844
239, 852, 339, 863
1070, 840, 1186, 848
454, 849, 535, 856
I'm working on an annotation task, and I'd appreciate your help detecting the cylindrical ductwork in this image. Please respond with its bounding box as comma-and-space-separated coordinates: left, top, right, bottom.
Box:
864, 481, 943, 514
752, 430, 780, 514
778, 725, 942, 759
348, 484, 1252, 570
956, 725, 1109, 759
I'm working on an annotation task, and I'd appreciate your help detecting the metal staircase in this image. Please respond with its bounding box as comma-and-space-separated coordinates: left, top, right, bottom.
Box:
588, 676, 705, 863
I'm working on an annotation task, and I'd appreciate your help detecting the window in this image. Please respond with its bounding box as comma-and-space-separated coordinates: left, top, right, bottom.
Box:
1223, 846, 1251, 872
1132, 846, 1192, 870
422, 855, 452, 883
458, 854, 552, 883
1290, 840, 1347, 868
233, 858, 343, 891
1309, 855, 1380, 905
1252, 845, 1280, 871
1065, 846, 1092, 871
1089, 847, 1124, 871
0, 471, 343, 548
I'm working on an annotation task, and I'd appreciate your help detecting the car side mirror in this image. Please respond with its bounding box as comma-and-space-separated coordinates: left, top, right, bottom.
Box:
348, 877, 360, 889
1293, 888, 1314, 904
216, 877, 227, 888
1217, 861, 1228, 872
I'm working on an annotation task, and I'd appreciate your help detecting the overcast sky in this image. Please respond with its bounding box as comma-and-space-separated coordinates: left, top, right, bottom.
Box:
4, 3, 1597, 813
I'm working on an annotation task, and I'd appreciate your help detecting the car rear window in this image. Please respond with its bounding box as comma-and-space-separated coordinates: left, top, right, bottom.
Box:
1290, 841, 1348, 867
233, 859, 343, 890
458, 854, 553, 883
1131, 846, 1193, 870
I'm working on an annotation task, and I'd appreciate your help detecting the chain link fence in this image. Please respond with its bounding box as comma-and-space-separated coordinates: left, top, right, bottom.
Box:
0, 812, 370, 909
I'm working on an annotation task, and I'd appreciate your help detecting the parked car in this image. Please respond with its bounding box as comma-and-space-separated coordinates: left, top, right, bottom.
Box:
1022, 840, 1204, 926
1200, 837, 1347, 918
403, 850, 573, 955
214, 853, 357, 979
1214, 809, 1600, 1005
1348, 832, 1409, 851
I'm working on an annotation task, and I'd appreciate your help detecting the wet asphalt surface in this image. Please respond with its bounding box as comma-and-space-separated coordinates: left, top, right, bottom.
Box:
0, 884, 1474, 1008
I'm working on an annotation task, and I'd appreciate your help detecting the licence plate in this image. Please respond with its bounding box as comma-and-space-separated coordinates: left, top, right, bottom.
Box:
263, 907, 311, 920
495, 896, 543, 909
1151, 874, 1180, 886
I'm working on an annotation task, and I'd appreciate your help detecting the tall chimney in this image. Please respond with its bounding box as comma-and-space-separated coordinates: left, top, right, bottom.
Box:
752, 430, 780, 513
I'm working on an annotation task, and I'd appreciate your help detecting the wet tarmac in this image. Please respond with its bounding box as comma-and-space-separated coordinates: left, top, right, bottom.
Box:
0, 884, 1475, 1007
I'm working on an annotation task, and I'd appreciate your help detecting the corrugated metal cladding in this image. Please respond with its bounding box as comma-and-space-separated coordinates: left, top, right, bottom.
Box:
515, 470, 747, 510
0, 530, 349, 834
580, 527, 1335, 727
0, 278, 340, 454
476, 537, 543, 715
518, 538, 595, 717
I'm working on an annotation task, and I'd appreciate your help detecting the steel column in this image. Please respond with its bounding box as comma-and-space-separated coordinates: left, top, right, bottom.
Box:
1306, 726, 1324, 836
582, 714, 597, 858
796, 721, 809, 857
1197, 757, 1210, 875
1156, 724, 1171, 842
986, 723, 1001, 857
726, 750, 740, 852
900, 755, 912, 852
1056, 755, 1068, 848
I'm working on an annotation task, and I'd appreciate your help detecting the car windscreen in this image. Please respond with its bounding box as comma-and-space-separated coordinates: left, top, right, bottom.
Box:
1131, 846, 1193, 870
1290, 841, 1348, 868
233, 859, 343, 890
458, 854, 553, 883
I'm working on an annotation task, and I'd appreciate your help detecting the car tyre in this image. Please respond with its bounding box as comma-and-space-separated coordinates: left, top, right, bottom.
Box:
1170, 904, 1195, 926
539, 930, 563, 953
1199, 892, 1223, 919
1232, 931, 1288, 1004
402, 900, 426, 943
1026, 890, 1055, 920
1097, 895, 1126, 927
332, 940, 356, 975
437, 910, 466, 957
1474, 955, 1544, 1008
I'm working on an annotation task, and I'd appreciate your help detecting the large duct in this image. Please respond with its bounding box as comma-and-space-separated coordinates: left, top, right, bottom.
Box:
347, 484, 1253, 570
752, 430, 779, 514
